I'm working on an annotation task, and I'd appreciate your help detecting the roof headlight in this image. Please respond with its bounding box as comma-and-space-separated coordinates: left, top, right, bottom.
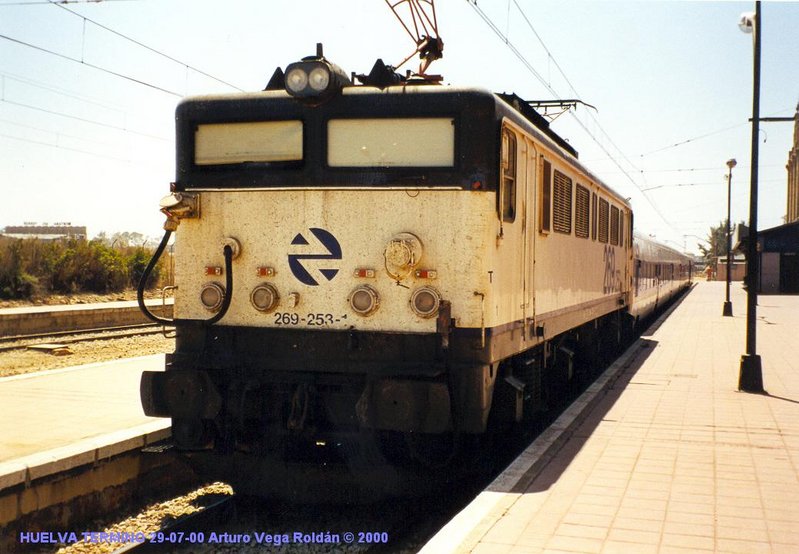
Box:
309, 66, 331, 91
283, 53, 350, 101
285, 67, 309, 95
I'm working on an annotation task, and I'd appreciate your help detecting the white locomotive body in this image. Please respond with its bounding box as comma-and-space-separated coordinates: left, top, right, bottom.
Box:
139, 55, 690, 497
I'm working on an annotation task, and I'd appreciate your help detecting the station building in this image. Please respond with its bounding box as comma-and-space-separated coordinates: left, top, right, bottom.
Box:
733, 105, 799, 294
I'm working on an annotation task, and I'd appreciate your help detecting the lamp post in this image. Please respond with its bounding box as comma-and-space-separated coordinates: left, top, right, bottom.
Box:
737, 3, 764, 392
722, 158, 736, 317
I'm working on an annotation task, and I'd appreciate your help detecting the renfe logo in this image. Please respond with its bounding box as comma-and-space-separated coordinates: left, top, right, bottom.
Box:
288, 228, 342, 286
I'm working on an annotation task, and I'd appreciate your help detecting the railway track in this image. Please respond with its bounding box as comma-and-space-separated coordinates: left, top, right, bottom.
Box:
111, 495, 236, 554
0, 323, 167, 353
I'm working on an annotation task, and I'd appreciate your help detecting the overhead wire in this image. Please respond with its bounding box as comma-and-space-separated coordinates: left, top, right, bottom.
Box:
0, 33, 183, 96
0, 115, 125, 146
638, 107, 795, 157
510, 0, 649, 184
639, 121, 748, 157
467, 0, 679, 235
0, 0, 136, 5
1, 97, 170, 141
1, 71, 128, 113
0, 131, 161, 163
46, 0, 244, 92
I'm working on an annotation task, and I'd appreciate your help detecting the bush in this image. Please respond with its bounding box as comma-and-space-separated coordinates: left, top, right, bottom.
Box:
127, 246, 160, 289
0, 235, 164, 298
0, 238, 39, 299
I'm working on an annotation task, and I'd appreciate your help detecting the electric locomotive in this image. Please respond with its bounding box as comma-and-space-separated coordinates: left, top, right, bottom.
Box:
138, 48, 685, 499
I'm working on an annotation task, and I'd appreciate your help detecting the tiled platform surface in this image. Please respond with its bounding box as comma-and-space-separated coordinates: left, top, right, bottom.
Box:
424, 281, 799, 553
0, 356, 172, 530
0, 355, 166, 465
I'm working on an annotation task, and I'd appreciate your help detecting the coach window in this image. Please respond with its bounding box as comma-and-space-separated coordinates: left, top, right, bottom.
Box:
610, 205, 620, 245
598, 197, 609, 243
575, 184, 590, 238
540, 159, 552, 232
501, 128, 517, 222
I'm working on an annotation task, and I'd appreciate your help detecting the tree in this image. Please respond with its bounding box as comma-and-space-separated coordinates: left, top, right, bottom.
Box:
698, 220, 745, 264
110, 231, 146, 248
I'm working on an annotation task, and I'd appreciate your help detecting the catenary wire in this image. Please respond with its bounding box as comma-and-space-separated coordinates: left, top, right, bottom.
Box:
46, 0, 244, 92
0, 33, 183, 96
467, 1, 679, 235
1, 97, 170, 141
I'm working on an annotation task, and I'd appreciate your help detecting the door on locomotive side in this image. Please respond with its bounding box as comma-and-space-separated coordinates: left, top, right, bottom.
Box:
499, 123, 527, 332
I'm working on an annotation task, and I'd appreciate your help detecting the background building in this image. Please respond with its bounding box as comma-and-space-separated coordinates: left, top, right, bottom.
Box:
758, 221, 799, 294
1, 224, 87, 241
788, 104, 799, 223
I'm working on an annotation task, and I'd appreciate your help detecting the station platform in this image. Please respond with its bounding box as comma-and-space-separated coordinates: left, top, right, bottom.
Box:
0, 355, 187, 539
423, 281, 799, 553
0, 355, 168, 487
0, 298, 173, 338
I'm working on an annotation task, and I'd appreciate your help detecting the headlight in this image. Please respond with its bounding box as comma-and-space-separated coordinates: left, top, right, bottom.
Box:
309, 66, 331, 91
283, 59, 349, 100
250, 283, 279, 313
349, 285, 380, 316
200, 282, 225, 312
285, 67, 309, 94
410, 286, 441, 318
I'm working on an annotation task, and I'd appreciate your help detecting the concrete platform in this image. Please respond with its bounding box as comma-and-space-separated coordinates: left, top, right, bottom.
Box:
423, 282, 799, 553
0, 355, 168, 481
0, 355, 173, 534
0, 299, 173, 338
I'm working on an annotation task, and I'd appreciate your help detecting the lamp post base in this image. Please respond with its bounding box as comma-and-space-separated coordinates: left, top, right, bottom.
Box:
739, 354, 764, 393
722, 301, 733, 317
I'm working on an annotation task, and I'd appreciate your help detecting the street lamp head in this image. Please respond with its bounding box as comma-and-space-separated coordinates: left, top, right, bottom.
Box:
727, 158, 737, 169
739, 12, 755, 33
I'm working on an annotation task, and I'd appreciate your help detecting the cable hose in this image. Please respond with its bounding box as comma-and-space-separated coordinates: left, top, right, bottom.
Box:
204, 244, 234, 325
137, 232, 234, 326
137, 229, 173, 325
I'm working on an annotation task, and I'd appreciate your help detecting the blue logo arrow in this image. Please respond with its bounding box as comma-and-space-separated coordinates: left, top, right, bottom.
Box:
288, 228, 342, 286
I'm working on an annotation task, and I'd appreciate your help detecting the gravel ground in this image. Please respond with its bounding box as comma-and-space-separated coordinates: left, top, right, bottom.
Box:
0, 290, 174, 378
52, 483, 235, 554
0, 332, 174, 378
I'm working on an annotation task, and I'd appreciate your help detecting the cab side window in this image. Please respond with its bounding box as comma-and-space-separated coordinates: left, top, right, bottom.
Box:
501, 129, 517, 222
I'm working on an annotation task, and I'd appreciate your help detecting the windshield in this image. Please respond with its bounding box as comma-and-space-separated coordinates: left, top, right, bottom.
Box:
327, 118, 455, 168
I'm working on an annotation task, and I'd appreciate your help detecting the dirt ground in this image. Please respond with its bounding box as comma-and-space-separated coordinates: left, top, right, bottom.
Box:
0, 289, 174, 378
0, 333, 174, 378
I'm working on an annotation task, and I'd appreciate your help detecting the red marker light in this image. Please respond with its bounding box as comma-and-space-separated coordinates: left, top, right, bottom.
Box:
353, 268, 376, 278
257, 266, 275, 277
205, 266, 223, 276
414, 269, 438, 279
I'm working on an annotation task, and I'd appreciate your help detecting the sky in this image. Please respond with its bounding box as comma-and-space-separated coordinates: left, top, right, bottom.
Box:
1, 0, 797, 254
